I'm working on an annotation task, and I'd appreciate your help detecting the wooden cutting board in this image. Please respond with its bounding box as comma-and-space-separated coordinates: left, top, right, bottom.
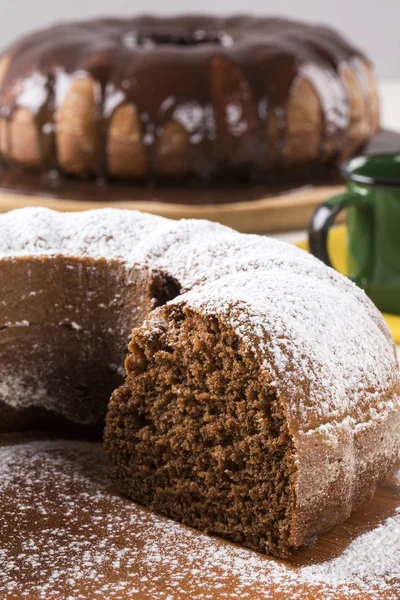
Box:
0, 129, 398, 234
0, 182, 346, 234
0, 432, 398, 599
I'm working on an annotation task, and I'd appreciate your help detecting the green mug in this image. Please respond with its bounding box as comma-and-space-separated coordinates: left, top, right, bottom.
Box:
308, 153, 400, 314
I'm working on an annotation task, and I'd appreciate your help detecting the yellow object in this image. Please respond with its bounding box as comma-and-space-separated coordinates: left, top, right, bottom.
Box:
297, 225, 400, 344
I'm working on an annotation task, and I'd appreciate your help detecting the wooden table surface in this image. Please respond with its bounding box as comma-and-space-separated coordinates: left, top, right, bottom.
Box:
0, 433, 398, 599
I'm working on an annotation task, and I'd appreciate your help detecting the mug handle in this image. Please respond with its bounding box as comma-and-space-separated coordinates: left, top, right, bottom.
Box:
308, 192, 359, 268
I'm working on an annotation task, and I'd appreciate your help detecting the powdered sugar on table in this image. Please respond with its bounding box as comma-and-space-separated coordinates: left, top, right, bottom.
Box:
0, 438, 398, 600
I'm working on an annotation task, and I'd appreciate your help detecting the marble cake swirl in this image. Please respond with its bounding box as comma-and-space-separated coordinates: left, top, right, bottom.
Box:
0, 16, 379, 184
0, 207, 398, 556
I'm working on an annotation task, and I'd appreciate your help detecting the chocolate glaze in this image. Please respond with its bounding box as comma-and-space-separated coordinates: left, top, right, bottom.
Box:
0, 15, 369, 182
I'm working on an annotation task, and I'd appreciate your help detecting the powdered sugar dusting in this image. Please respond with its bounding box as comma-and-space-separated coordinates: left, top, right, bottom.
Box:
0, 207, 165, 262
0, 439, 398, 599
303, 510, 400, 593
178, 268, 399, 431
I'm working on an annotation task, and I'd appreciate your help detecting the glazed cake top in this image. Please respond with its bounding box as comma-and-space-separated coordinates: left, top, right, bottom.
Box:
0, 207, 398, 435
0, 15, 369, 178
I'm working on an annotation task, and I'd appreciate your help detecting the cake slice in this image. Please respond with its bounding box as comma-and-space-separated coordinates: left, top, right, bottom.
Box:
105, 269, 400, 556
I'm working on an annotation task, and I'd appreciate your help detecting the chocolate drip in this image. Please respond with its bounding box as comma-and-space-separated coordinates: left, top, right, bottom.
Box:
0, 15, 368, 182
37, 72, 57, 171
0, 128, 398, 205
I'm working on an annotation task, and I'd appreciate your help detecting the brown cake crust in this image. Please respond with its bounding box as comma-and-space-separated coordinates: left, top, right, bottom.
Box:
0, 16, 379, 182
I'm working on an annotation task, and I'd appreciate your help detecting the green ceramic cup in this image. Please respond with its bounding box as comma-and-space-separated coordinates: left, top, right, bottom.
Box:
308, 153, 400, 314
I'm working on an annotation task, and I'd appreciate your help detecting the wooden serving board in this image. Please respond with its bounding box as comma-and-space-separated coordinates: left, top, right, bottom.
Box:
0, 432, 399, 599
0, 183, 346, 234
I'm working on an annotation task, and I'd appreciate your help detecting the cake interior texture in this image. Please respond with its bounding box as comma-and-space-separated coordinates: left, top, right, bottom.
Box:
105, 306, 297, 556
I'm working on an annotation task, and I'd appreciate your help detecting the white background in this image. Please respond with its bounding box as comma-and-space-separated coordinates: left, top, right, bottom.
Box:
0, 0, 399, 78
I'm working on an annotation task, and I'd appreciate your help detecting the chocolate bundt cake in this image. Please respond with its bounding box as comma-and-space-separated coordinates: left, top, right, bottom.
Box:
0, 207, 399, 556
0, 16, 379, 182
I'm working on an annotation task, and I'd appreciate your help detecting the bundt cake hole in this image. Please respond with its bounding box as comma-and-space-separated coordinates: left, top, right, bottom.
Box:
150, 273, 182, 307
105, 307, 297, 556
130, 31, 229, 47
